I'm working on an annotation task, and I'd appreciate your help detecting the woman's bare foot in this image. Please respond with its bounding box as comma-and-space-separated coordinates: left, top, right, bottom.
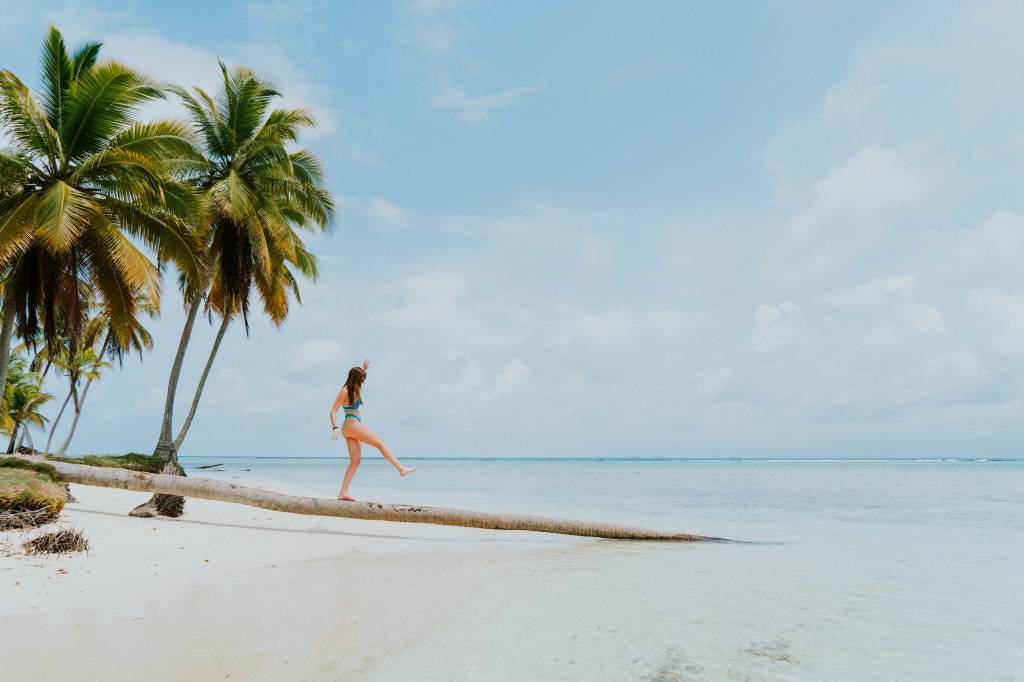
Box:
338, 494, 357, 501
399, 467, 417, 477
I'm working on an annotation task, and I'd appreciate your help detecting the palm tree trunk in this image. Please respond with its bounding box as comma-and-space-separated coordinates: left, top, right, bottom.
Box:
0, 301, 17, 400
57, 332, 111, 455
23, 456, 718, 541
138, 297, 203, 518
153, 296, 202, 462
45, 388, 74, 454
14, 424, 24, 453
173, 314, 230, 453
6, 420, 20, 453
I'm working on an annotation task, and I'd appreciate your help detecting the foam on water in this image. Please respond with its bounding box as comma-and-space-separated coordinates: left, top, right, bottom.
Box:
182, 457, 1024, 680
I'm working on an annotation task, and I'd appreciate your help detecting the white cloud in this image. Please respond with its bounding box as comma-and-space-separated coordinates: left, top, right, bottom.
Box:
495, 359, 529, 393
823, 80, 884, 123
433, 77, 546, 125
970, 289, 1024, 356
763, 143, 950, 286
399, 0, 544, 124
820, 2, 1024, 130
374, 270, 468, 329
288, 339, 345, 371
827, 275, 916, 308
49, 6, 340, 141
752, 302, 803, 353
342, 196, 409, 228
908, 303, 946, 336
399, 0, 467, 58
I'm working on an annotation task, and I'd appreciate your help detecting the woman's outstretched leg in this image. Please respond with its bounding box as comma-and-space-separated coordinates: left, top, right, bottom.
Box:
348, 422, 416, 476
339, 438, 362, 500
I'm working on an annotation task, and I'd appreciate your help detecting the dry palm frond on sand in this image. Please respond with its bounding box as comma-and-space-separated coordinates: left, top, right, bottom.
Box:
23, 528, 89, 555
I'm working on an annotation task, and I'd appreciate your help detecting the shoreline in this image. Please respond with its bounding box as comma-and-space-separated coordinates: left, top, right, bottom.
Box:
2, 462, 1019, 681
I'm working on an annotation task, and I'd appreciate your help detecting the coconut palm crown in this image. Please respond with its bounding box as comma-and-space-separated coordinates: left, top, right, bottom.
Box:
175, 63, 333, 326
0, 26, 205, 356
148, 64, 333, 465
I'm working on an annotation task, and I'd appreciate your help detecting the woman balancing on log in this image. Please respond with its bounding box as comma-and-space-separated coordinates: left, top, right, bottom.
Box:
329, 359, 417, 501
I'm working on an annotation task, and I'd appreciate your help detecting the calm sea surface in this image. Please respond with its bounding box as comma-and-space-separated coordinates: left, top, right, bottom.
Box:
180, 457, 1024, 681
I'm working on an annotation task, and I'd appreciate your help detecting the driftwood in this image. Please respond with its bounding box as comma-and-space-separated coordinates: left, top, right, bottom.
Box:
16, 456, 721, 541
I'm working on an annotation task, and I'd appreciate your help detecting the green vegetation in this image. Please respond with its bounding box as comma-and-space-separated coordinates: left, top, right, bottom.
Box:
153, 63, 334, 461
0, 25, 334, 505
0, 461, 64, 515
2, 355, 53, 452
0, 455, 59, 478
48, 452, 169, 474
0, 26, 203, 402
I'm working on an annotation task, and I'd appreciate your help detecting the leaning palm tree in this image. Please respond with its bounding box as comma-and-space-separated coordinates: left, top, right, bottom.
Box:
173, 239, 317, 453
0, 26, 205, 399
27, 456, 717, 541
151, 63, 333, 464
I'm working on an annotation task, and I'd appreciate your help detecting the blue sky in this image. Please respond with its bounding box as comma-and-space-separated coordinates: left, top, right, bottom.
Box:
2, 0, 1024, 458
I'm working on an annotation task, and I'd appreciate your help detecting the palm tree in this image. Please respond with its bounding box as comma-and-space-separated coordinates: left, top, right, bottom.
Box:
3, 356, 53, 453
0, 26, 205, 401
173, 247, 317, 453
44, 345, 109, 454
54, 294, 156, 454
151, 63, 333, 462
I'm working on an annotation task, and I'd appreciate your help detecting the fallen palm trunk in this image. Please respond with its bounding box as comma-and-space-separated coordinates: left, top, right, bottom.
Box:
18, 456, 719, 541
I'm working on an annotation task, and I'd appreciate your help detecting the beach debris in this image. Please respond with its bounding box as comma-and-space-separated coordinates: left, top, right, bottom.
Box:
0, 508, 58, 531
23, 528, 89, 555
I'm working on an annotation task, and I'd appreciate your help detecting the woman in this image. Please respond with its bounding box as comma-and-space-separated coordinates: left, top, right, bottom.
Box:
330, 359, 416, 501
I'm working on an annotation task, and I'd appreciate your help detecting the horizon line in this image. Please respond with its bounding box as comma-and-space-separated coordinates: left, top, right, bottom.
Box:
171, 455, 1023, 462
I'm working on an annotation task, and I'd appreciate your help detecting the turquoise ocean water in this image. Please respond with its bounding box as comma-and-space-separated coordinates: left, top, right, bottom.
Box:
180, 456, 1023, 680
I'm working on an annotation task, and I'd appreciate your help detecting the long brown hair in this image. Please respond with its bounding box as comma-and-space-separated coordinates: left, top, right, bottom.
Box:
344, 367, 366, 406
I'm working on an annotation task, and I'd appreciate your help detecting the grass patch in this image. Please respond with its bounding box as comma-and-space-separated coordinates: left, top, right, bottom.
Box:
48, 452, 168, 474
23, 527, 88, 555
0, 456, 59, 479
0, 467, 65, 516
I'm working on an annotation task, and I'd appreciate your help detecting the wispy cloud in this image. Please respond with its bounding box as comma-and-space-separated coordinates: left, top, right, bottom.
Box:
398, 0, 544, 124
762, 143, 952, 287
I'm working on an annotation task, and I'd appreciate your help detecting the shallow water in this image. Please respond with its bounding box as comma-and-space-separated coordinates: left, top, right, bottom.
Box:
181, 457, 1024, 681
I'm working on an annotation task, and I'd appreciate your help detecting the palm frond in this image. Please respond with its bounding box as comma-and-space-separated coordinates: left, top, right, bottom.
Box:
0, 193, 39, 265
33, 181, 97, 253
70, 40, 102, 81
38, 26, 73, 135
257, 107, 314, 143
79, 217, 160, 344
0, 71, 64, 170
62, 60, 163, 161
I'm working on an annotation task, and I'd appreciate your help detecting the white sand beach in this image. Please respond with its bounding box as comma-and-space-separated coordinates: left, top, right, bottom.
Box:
3, 462, 1022, 681
1, 480, 587, 681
